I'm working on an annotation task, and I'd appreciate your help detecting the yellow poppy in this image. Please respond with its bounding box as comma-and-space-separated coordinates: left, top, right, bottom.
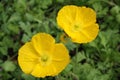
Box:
57, 5, 99, 43
18, 33, 70, 78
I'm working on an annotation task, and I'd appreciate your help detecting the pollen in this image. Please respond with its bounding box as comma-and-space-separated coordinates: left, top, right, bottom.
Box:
41, 55, 48, 62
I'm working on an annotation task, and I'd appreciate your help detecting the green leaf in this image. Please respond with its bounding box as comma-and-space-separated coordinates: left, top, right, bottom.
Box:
21, 34, 30, 43
76, 51, 86, 63
0, 47, 7, 55
65, 40, 77, 51
8, 13, 21, 22
92, 2, 102, 12
110, 6, 120, 15
0, 31, 5, 37
2, 36, 14, 48
22, 73, 36, 80
57, 0, 64, 3
40, 0, 52, 9
0, 59, 3, 63
25, 13, 34, 21
7, 24, 20, 34
99, 74, 110, 80
98, 32, 107, 47
14, 0, 27, 12
87, 69, 101, 80
2, 60, 16, 72
116, 14, 120, 23
0, 2, 3, 12
64, 64, 73, 72
19, 22, 33, 35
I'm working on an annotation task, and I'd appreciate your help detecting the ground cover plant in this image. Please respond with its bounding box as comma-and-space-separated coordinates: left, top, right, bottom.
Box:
0, 0, 120, 80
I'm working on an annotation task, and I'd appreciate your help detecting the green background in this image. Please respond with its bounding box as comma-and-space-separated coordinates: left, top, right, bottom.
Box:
0, 0, 120, 80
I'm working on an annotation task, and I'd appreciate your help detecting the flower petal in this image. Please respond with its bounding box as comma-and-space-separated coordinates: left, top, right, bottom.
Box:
31, 64, 56, 77
52, 43, 70, 74
31, 33, 55, 55
71, 23, 99, 43
57, 6, 96, 29
76, 7, 96, 26
18, 42, 39, 74
57, 5, 78, 29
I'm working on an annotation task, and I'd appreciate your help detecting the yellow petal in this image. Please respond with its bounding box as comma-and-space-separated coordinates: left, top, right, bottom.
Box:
57, 5, 78, 29
52, 43, 69, 61
31, 64, 45, 78
52, 60, 70, 75
71, 23, 99, 43
18, 42, 39, 74
52, 43, 70, 74
57, 5, 96, 28
31, 33, 55, 55
31, 64, 56, 77
76, 6, 96, 26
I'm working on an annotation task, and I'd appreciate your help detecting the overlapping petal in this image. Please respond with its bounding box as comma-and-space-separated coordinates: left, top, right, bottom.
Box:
52, 43, 70, 74
76, 7, 96, 26
31, 33, 55, 55
18, 42, 39, 74
70, 23, 99, 43
52, 43, 69, 61
31, 64, 56, 78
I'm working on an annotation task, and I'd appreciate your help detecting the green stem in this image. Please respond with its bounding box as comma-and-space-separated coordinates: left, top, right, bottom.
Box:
73, 44, 79, 72
100, 0, 116, 6
69, 72, 79, 80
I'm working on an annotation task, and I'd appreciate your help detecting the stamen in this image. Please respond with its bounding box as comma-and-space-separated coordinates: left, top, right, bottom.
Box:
41, 55, 48, 62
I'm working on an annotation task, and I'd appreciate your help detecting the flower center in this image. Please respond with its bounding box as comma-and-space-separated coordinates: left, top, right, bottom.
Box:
73, 24, 81, 32
41, 55, 48, 62
38, 54, 52, 66
74, 25, 79, 29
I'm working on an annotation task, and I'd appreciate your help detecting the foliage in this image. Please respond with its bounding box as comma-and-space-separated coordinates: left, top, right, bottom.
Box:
0, 0, 120, 80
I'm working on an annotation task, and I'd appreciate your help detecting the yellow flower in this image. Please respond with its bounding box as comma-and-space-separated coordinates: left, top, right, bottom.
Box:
57, 5, 99, 43
18, 33, 70, 78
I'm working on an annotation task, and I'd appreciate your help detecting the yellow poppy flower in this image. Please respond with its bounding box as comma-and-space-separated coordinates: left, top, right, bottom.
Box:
18, 33, 70, 78
57, 5, 99, 43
